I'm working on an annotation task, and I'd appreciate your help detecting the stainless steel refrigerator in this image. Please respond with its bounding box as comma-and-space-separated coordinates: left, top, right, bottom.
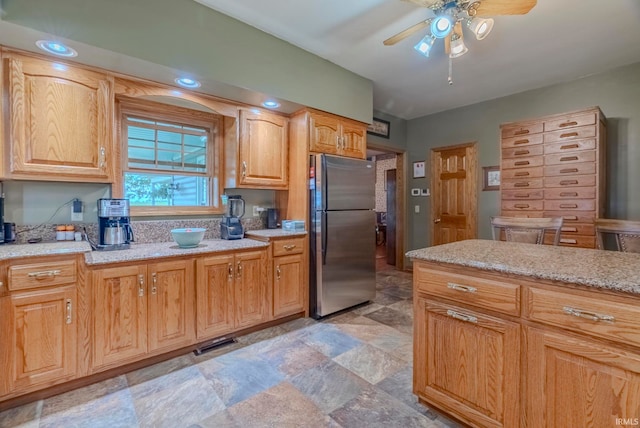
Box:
309, 154, 376, 318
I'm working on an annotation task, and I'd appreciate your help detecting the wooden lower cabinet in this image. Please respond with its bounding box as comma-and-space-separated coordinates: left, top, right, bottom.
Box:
92, 259, 195, 370
196, 249, 268, 340
414, 298, 520, 428
526, 327, 640, 428
6, 286, 78, 392
273, 253, 305, 318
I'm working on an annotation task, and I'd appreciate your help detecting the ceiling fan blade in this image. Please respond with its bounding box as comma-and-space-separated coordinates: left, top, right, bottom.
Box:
475, 0, 537, 16
401, 0, 439, 7
383, 20, 430, 46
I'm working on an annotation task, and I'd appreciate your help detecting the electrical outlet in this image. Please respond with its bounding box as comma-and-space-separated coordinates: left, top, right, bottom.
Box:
71, 206, 83, 221
253, 205, 261, 217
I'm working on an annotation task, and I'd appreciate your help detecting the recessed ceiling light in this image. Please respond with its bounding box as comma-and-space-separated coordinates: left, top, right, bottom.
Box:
35, 40, 78, 57
262, 100, 280, 109
174, 77, 201, 89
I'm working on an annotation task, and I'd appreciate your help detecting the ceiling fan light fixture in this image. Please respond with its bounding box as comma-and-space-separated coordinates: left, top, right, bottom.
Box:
449, 35, 468, 58
430, 15, 454, 38
414, 34, 436, 57
467, 17, 494, 40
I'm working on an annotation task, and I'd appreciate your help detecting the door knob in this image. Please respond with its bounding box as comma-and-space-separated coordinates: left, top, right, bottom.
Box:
434, 218, 441, 223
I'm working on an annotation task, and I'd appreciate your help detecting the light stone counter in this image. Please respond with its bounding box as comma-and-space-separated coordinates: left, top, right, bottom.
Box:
0, 239, 269, 266
406, 239, 640, 295
245, 229, 307, 239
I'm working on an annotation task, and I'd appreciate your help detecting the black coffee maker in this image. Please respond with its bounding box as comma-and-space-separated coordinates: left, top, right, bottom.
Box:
221, 195, 245, 240
97, 198, 134, 250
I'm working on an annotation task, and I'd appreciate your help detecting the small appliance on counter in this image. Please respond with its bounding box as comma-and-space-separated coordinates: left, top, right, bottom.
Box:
266, 208, 279, 229
4, 222, 16, 243
221, 195, 245, 240
96, 198, 134, 250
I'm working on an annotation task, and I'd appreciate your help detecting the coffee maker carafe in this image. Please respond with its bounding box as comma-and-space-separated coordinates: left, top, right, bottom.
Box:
221, 195, 245, 240
97, 198, 134, 250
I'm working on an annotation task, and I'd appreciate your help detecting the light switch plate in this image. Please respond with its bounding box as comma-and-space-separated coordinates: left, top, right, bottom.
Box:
411, 188, 420, 196
414, 205, 420, 213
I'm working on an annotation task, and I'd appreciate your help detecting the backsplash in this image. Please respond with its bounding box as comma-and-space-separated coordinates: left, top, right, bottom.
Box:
13, 217, 266, 245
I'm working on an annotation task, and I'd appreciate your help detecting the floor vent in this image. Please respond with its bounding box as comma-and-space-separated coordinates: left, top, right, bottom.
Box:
193, 337, 236, 356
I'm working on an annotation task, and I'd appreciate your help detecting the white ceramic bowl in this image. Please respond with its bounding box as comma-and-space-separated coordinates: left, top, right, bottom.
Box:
171, 228, 206, 248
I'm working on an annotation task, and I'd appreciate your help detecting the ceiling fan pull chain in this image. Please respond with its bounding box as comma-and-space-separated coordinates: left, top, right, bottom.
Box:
448, 55, 454, 85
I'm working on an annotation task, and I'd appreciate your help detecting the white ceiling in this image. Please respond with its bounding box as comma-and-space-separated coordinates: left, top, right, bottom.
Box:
194, 0, 640, 120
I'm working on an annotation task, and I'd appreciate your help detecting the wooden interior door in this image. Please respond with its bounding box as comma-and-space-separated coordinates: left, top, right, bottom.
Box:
386, 169, 397, 266
430, 143, 478, 245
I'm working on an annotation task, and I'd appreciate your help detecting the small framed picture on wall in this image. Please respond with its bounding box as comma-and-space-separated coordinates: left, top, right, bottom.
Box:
413, 161, 426, 178
483, 166, 500, 191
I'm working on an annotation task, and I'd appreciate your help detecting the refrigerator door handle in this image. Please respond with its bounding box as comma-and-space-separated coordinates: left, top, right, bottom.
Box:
321, 211, 328, 265
321, 154, 328, 211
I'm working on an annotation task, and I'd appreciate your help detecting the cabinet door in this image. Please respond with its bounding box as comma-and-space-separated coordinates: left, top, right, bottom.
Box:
527, 327, 640, 428
5, 56, 113, 181
273, 253, 305, 318
340, 122, 366, 159
196, 254, 235, 339
9, 286, 77, 391
309, 112, 340, 155
93, 265, 148, 368
414, 299, 520, 428
147, 260, 195, 352
238, 110, 288, 188
235, 250, 268, 329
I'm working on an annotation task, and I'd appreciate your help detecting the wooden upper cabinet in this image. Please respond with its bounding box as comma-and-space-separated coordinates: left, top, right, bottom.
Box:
4, 54, 114, 182
308, 110, 366, 159
228, 109, 288, 189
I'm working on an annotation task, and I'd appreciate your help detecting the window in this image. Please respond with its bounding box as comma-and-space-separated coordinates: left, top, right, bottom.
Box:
119, 98, 222, 215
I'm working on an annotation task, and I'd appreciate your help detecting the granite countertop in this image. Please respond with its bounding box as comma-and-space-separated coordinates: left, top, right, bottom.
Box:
406, 239, 640, 295
245, 229, 307, 239
0, 237, 270, 265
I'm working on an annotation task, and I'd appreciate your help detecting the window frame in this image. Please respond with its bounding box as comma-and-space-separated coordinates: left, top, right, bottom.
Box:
115, 97, 223, 216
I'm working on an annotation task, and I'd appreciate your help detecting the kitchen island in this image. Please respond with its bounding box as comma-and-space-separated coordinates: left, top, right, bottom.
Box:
407, 239, 640, 428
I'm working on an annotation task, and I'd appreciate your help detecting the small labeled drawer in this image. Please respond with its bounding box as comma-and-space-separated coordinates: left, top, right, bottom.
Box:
501, 200, 543, 212
545, 162, 596, 177
544, 175, 596, 188
555, 235, 596, 248
502, 144, 543, 159
502, 156, 543, 170
501, 133, 543, 149
273, 237, 305, 256
501, 122, 543, 139
544, 187, 596, 200
9, 259, 77, 291
502, 189, 543, 200
543, 126, 597, 143
526, 287, 640, 348
415, 266, 520, 316
501, 178, 543, 190
545, 150, 596, 166
544, 112, 597, 132
544, 199, 595, 211
544, 138, 596, 154
543, 211, 595, 224
501, 166, 543, 180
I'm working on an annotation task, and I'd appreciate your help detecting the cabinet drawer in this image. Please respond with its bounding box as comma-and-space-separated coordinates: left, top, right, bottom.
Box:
544, 112, 597, 132
501, 166, 543, 180
544, 138, 596, 154
544, 162, 596, 177
502, 144, 543, 159
415, 266, 520, 316
502, 189, 543, 200
501, 133, 543, 149
501, 177, 543, 190
500, 211, 543, 218
544, 174, 596, 188
559, 224, 595, 236
526, 287, 640, 348
501, 200, 543, 212
501, 122, 543, 139
544, 187, 596, 200
544, 199, 595, 211
273, 237, 305, 256
543, 211, 595, 224
544, 234, 596, 248
502, 156, 543, 170
8, 259, 77, 291
545, 150, 596, 166
543, 126, 597, 143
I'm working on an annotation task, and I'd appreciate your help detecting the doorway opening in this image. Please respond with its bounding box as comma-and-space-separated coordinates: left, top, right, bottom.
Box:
367, 147, 406, 272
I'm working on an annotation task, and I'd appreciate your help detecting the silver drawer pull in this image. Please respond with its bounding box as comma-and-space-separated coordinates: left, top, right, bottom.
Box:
563, 306, 614, 322
28, 269, 61, 278
446, 309, 478, 324
447, 282, 477, 293
283, 244, 296, 251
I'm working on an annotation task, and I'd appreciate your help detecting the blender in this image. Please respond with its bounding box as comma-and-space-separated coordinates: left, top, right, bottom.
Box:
221, 195, 245, 240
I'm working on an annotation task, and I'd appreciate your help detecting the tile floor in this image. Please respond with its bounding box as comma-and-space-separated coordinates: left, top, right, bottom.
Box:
0, 268, 461, 428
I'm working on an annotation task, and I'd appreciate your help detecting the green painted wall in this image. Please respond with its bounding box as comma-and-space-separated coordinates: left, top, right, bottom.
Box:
405, 61, 640, 253
2, 0, 372, 123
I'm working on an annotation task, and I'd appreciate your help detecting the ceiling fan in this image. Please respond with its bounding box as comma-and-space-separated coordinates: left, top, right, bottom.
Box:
384, 0, 537, 83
